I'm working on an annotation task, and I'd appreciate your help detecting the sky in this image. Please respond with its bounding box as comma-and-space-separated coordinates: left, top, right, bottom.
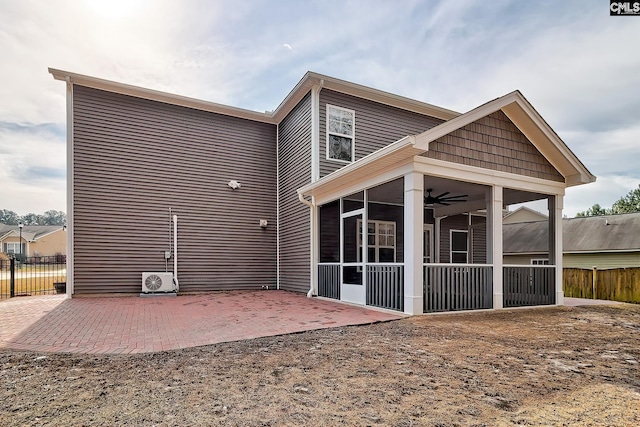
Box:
0, 0, 638, 217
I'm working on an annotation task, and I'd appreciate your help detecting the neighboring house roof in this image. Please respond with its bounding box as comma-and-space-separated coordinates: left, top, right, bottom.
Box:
0, 224, 64, 242
503, 206, 548, 224
503, 212, 640, 254
48, 68, 460, 125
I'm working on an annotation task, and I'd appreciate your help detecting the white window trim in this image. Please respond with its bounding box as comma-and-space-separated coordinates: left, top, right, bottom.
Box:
450, 229, 469, 264
325, 104, 355, 164
4, 242, 22, 254
423, 224, 434, 264
356, 219, 396, 263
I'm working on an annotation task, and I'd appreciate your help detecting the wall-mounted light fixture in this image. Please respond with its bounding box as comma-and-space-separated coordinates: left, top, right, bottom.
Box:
259, 219, 268, 229
227, 180, 241, 190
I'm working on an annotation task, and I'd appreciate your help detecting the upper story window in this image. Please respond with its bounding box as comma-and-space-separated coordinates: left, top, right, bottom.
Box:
326, 105, 355, 163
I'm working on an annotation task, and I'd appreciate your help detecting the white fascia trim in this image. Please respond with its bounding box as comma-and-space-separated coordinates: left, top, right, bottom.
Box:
311, 83, 323, 182
413, 92, 524, 149
49, 68, 276, 124
272, 72, 460, 123
414, 156, 566, 196
315, 73, 460, 121
502, 94, 596, 185
298, 135, 417, 197
414, 91, 595, 186
32, 228, 65, 241
66, 76, 74, 297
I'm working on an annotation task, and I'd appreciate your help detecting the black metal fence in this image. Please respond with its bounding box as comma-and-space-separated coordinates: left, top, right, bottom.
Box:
0, 255, 67, 300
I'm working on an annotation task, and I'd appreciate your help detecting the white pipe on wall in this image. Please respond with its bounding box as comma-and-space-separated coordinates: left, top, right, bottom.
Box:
173, 214, 179, 292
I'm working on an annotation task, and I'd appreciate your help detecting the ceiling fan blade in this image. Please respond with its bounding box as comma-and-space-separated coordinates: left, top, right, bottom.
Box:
439, 201, 451, 206
435, 191, 450, 199
440, 194, 468, 201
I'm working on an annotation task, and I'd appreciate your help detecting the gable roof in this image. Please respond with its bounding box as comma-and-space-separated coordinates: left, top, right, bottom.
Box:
503, 212, 640, 254
48, 69, 460, 125
299, 90, 595, 201
0, 224, 65, 242
503, 206, 549, 224
414, 90, 595, 186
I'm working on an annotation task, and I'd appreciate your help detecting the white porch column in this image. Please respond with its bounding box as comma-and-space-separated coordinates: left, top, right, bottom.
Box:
489, 185, 503, 309
403, 171, 424, 315
549, 194, 564, 305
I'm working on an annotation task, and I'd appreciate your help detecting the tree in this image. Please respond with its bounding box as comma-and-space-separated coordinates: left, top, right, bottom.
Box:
20, 213, 45, 225
576, 204, 609, 217
0, 209, 66, 226
42, 210, 67, 226
610, 186, 640, 214
0, 209, 20, 225
575, 185, 640, 217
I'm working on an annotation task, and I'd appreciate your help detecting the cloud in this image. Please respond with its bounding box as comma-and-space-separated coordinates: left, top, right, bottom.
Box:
283, 43, 292, 50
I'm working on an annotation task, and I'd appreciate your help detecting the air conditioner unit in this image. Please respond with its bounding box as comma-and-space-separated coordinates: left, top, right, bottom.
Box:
141, 272, 175, 293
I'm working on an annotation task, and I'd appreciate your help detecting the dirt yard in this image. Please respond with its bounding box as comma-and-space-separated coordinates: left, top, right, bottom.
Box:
1, 304, 639, 426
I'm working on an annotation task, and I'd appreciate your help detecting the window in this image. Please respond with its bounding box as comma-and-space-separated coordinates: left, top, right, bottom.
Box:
326, 105, 355, 162
450, 230, 468, 264
531, 259, 549, 265
4, 242, 22, 254
357, 220, 396, 262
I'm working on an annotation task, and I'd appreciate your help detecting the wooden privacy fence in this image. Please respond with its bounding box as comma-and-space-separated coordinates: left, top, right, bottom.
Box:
563, 267, 640, 304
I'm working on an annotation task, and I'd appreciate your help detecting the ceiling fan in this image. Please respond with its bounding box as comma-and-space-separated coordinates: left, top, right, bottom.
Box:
424, 188, 468, 206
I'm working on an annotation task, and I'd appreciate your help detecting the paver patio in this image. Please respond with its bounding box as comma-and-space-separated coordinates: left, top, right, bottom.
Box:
0, 290, 403, 354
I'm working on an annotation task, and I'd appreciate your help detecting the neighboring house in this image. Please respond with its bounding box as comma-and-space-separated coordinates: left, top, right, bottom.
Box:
0, 224, 66, 257
503, 212, 640, 268
49, 68, 595, 314
503, 206, 549, 224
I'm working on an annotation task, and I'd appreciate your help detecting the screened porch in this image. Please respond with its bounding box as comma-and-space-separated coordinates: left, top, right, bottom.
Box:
315, 175, 561, 314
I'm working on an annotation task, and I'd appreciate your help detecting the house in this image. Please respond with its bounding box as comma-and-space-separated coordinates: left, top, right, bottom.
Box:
503, 206, 549, 224
0, 224, 66, 257
503, 212, 640, 269
49, 68, 595, 314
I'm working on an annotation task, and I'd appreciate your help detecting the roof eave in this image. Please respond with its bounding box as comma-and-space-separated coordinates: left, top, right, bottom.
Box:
298, 135, 420, 199
272, 71, 461, 123
49, 68, 277, 124
414, 90, 596, 187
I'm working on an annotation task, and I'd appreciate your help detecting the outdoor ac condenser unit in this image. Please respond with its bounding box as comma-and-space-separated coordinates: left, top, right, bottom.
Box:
141, 272, 175, 293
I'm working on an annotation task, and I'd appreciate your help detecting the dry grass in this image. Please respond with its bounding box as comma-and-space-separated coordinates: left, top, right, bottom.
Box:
1, 304, 639, 426
0, 272, 65, 297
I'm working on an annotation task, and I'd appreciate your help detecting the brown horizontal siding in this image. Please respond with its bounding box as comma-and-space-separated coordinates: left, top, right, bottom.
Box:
278, 92, 312, 293
72, 86, 277, 294
423, 111, 564, 182
319, 90, 444, 177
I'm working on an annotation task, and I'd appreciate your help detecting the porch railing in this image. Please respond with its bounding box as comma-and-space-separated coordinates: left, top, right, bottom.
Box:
366, 264, 404, 312
423, 264, 493, 313
503, 265, 555, 307
318, 263, 340, 299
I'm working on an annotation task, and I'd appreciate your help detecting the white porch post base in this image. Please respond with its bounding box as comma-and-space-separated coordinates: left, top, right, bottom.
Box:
493, 293, 504, 309
404, 295, 423, 315
556, 291, 565, 306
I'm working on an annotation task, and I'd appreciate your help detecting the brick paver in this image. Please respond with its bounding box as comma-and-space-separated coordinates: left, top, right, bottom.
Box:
0, 291, 402, 354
